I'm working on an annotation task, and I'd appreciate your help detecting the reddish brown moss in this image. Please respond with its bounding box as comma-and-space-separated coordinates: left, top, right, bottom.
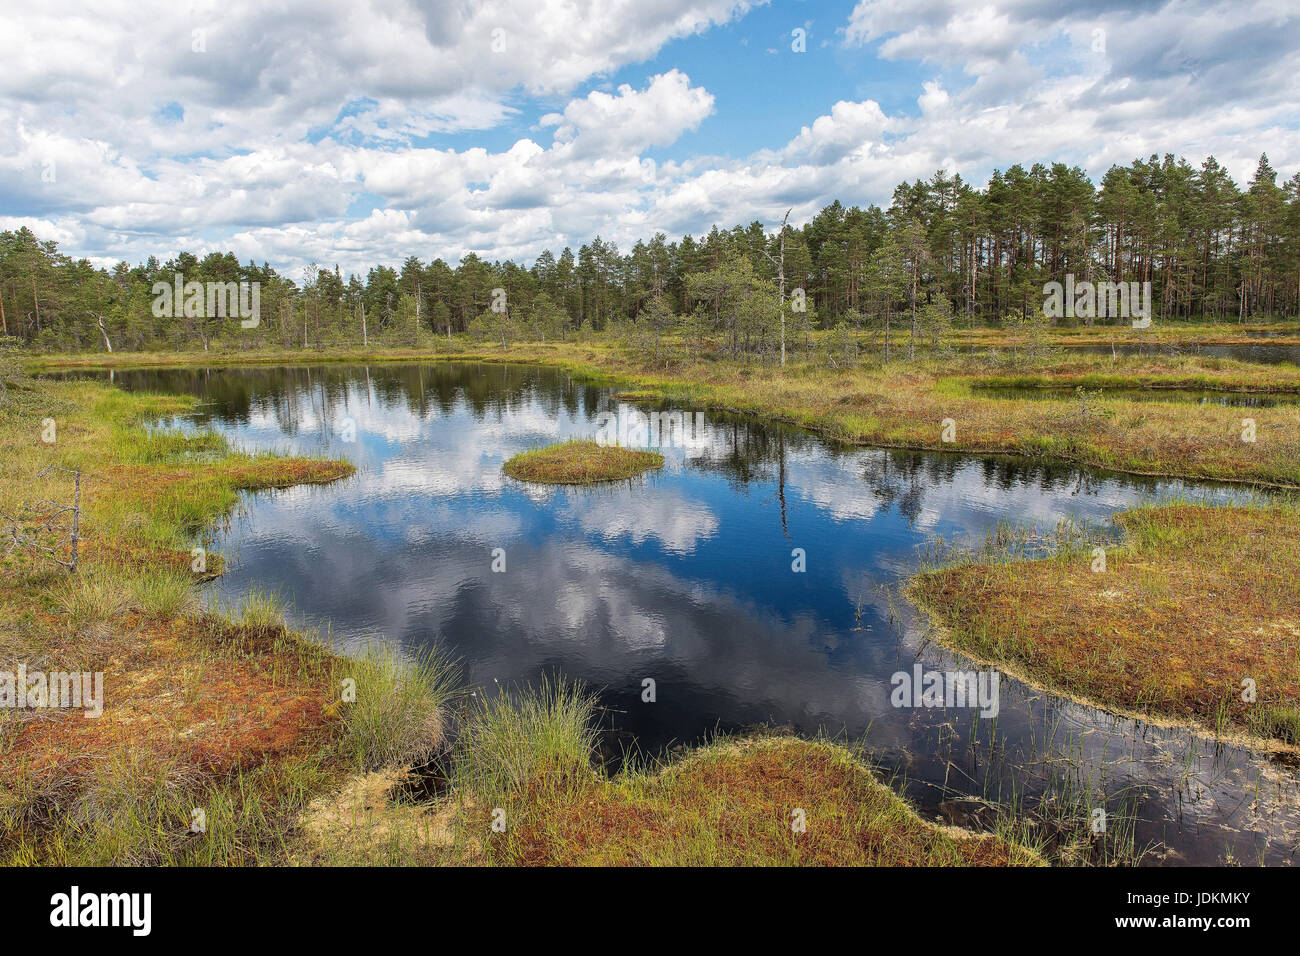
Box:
912, 505, 1300, 748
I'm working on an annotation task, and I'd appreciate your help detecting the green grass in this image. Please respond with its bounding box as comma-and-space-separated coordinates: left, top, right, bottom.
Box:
0, 375, 371, 864
453, 675, 599, 799
125, 568, 201, 619
223, 589, 288, 631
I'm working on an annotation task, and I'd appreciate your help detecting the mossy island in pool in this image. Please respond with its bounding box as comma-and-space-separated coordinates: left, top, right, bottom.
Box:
502, 440, 664, 485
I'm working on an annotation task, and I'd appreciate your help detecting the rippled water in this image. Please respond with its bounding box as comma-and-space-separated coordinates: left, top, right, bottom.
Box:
80, 362, 1300, 865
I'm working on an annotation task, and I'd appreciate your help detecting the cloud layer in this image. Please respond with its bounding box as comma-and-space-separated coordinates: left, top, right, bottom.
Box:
2, 0, 1296, 276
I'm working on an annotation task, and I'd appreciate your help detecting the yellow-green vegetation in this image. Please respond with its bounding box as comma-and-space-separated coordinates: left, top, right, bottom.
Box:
22, 320, 1300, 371
503, 439, 663, 484
296, 681, 1051, 867
949, 360, 1300, 395
911, 503, 1300, 751
558, 345, 1300, 488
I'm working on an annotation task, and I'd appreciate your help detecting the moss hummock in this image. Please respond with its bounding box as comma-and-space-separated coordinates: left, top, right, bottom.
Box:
910, 504, 1300, 751
503, 439, 663, 484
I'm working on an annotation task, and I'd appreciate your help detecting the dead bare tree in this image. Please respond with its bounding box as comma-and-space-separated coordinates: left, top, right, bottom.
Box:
88, 312, 113, 352
762, 208, 792, 368
2, 466, 82, 573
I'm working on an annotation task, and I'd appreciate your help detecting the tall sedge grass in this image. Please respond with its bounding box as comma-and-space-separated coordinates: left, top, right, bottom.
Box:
337, 642, 461, 772
226, 588, 288, 631
1250, 706, 1300, 745
453, 675, 598, 798
126, 568, 199, 619
6, 745, 337, 866
55, 570, 127, 627
917, 517, 1108, 571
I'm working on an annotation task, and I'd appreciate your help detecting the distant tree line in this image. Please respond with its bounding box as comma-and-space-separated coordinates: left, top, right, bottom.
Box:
1, 153, 1297, 360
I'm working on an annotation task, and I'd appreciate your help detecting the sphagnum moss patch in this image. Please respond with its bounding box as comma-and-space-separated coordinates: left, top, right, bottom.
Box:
911, 503, 1300, 752
503, 439, 664, 484
443, 680, 1044, 867
457, 734, 1044, 867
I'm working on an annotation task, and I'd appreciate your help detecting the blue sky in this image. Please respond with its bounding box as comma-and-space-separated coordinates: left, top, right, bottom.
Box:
422, 0, 930, 160
2, 0, 1297, 276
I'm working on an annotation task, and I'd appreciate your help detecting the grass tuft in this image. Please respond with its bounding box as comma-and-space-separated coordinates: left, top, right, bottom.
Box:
228, 589, 287, 631
454, 675, 598, 799
126, 568, 200, 619
335, 643, 461, 772
54, 570, 127, 628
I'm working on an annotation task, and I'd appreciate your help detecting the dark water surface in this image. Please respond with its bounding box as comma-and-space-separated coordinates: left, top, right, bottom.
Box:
79, 363, 1300, 865
1069, 342, 1300, 364
976, 386, 1300, 408
952, 341, 1300, 364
